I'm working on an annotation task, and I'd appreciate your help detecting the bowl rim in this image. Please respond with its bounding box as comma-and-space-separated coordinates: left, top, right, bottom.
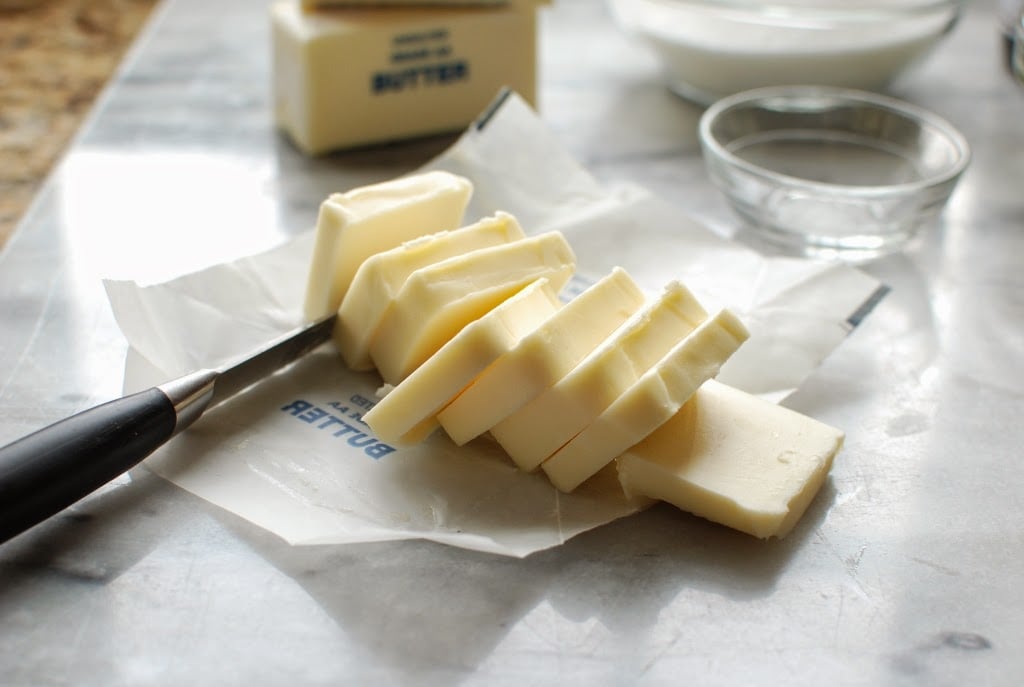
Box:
698, 85, 972, 197
613, 0, 966, 21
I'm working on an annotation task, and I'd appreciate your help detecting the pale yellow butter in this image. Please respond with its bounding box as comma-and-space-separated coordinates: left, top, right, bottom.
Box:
303, 171, 472, 321
368, 230, 576, 384
616, 380, 843, 539
363, 278, 561, 444
541, 309, 749, 493
489, 281, 708, 472
299, 172, 471, 323
334, 212, 525, 371
303, 1, 514, 8
272, 0, 539, 154
437, 267, 646, 446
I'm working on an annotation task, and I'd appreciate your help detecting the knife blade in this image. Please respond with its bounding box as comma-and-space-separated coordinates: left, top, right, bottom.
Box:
0, 314, 337, 544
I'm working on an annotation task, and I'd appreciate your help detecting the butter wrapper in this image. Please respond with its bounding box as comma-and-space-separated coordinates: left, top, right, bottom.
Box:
104, 92, 883, 557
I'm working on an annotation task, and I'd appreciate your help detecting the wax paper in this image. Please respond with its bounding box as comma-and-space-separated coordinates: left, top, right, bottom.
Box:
104, 92, 884, 557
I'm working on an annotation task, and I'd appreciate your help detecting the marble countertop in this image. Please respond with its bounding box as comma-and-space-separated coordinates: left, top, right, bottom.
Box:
1, 0, 1022, 684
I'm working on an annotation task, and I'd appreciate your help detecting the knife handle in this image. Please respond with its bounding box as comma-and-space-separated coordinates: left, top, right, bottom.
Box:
0, 388, 178, 545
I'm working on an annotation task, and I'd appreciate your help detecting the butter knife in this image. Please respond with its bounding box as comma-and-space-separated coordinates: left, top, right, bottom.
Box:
0, 314, 337, 544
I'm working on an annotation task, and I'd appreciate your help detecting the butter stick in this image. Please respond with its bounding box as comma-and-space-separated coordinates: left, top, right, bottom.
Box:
273, 1, 540, 154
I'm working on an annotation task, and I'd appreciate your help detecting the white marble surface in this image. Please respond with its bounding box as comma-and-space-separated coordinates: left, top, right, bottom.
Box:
1, 1, 1022, 684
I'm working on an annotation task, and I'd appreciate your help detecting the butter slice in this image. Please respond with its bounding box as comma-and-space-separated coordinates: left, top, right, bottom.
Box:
303, 170, 472, 320
272, 1, 539, 154
335, 212, 525, 371
364, 278, 561, 444
617, 380, 843, 539
541, 309, 749, 493
369, 230, 576, 384
489, 281, 708, 472
437, 267, 646, 446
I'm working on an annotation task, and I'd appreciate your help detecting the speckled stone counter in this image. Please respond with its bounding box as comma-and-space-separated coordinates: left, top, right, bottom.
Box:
0, 0, 157, 246
1, 1, 1023, 685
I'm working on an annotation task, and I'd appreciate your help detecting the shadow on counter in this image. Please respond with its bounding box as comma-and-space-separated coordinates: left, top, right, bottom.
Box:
221, 471, 834, 682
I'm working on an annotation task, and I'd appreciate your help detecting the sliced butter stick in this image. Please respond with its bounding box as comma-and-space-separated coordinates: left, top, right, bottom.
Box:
369, 230, 576, 384
489, 281, 708, 472
334, 212, 525, 371
363, 279, 561, 445
541, 309, 749, 493
303, 170, 472, 320
437, 267, 646, 446
616, 380, 843, 539
272, 3, 539, 155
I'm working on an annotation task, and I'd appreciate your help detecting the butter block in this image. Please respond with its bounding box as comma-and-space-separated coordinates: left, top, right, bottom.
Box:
272, 0, 539, 154
304, 1, 512, 8
303, 170, 472, 321
541, 309, 749, 493
364, 278, 561, 444
369, 230, 576, 384
617, 380, 843, 539
335, 211, 525, 371
437, 267, 646, 445
300, 2, 551, 14
489, 281, 708, 472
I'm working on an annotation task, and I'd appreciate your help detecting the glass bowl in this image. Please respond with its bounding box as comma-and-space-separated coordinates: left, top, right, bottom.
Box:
1014, 8, 1024, 85
608, 0, 963, 104
698, 86, 970, 259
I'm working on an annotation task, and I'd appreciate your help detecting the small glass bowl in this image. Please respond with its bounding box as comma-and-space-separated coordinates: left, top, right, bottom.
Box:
1013, 9, 1024, 84
608, 0, 963, 105
698, 86, 970, 259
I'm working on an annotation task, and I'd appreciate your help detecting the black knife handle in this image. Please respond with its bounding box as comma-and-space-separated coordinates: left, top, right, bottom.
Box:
0, 388, 178, 544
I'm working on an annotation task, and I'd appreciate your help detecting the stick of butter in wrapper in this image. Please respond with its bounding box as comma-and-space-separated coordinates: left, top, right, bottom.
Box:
272, 0, 542, 154
303, 1, 515, 8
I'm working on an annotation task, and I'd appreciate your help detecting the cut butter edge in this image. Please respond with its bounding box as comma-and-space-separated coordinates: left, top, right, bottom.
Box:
437, 266, 647, 446
368, 230, 576, 384
363, 278, 562, 445
542, 309, 749, 493
490, 280, 708, 473
303, 170, 472, 320
617, 380, 844, 539
334, 212, 525, 371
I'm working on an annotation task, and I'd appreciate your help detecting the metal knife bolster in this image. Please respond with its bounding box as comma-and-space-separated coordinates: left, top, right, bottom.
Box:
0, 315, 338, 545
157, 313, 339, 435
159, 369, 218, 435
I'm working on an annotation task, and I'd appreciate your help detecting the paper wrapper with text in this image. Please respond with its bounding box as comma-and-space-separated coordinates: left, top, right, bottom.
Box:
104, 92, 885, 558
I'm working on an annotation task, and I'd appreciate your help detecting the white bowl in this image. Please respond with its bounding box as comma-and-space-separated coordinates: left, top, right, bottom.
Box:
609, 0, 963, 104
